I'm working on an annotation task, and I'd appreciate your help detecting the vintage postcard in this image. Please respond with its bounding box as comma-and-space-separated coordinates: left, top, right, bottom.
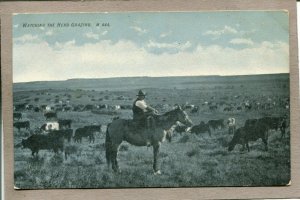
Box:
12, 11, 290, 189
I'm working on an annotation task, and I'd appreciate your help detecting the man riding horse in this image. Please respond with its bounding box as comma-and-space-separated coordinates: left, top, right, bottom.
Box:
132, 90, 158, 145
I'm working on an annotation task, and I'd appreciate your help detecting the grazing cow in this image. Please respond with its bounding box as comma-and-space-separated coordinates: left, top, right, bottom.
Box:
34, 107, 40, 112
13, 121, 30, 131
13, 112, 22, 120
227, 117, 236, 134
190, 106, 199, 113
74, 125, 101, 143
174, 123, 188, 134
58, 119, 72, 129
14, 103, 27, 111
259, 116, 282, 131
83, 104, 94, 111
228, 120, 269, 152
190, 121, 211, 136
40, 121, 59, 131
49, 129, 73, 142
208, 119, 225, 130
21, 134, 64, 156
209, 105, 218, 111
44, 112, 57, 120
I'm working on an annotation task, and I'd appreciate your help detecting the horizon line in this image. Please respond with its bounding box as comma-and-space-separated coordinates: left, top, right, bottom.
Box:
13, 72, 289, 84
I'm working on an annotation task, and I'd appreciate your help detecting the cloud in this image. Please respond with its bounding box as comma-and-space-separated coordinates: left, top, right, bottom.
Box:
102, 30, 108, 36
146, 40, 191, 51
229, 38, 254, 46
14, 34, 40, 43
130, 26, 147, 35
160, 31, 172, 38
13, 38, 289, 82
203, 25, 238, 38
45, 30, 54, 36
85, 32, 99, 40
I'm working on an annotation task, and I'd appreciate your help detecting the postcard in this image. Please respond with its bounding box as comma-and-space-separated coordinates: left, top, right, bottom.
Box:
12, 11, 290, 189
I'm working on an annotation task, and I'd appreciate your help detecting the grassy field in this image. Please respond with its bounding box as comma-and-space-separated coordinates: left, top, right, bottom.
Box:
13, 74, 290, 188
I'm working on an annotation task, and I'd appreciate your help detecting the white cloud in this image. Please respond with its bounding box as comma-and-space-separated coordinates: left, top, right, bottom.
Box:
203, 25, 238, 38
130, 26, 147, 35
13, 39, 289, 82
102, 31, 108, 36
160, 31, 172, 38
85, 32, 99, 40
146, 40, 191, 51
14, 34, 40, 43
230, 38, 254, 46
45, 30, 54, 36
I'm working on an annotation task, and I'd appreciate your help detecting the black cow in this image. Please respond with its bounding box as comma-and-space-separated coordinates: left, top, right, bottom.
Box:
44, 112, 57, 120
259, 116, 282, 131
14, 103, 27, 111
174, 124, 188, 134
190, 106, 199, 113
58, 119, 72, 129
74, 125, 101, 143
208, 119, 225, 130
190, 121, 211, 136
228, 121, 269, 152
13, 121, 30, 131
21, 134, 64, 156
49, 129, 73, 142
13, 112, 22, 120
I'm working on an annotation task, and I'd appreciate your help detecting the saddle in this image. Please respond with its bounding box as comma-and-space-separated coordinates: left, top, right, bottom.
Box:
130, 116, 155, 131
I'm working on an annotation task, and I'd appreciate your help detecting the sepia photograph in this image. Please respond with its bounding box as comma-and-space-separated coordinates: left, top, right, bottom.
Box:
12, 11, 290, 189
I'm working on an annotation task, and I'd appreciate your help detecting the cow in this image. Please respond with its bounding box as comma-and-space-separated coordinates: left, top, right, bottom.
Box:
259, 116, 283, 131
208, 119, 225, 130
40, 121, 59, 131
49, 129, 73, 142
58, 119, 72, 129
174, 123, 188, 134
34, 107, 40, 112
13, 112, 22, 120
74, 125, 101, 143
190, 106, 199, 113
209, 105, 218, 111
190, 121, 211, 136
21, 134, 64, 156
228, 121, 269, 152
14, 103, 27, 111
227, 117, 236, 134
13, 121, 30, 131
44, 112, 57, 120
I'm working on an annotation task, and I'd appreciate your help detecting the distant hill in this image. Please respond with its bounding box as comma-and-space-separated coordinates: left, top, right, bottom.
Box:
13, 73, 289, 92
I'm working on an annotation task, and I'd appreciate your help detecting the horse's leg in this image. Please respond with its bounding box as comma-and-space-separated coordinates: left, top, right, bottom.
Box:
153, 143, 161, 175
111, 144, 121, 173
262, 135, 268, 151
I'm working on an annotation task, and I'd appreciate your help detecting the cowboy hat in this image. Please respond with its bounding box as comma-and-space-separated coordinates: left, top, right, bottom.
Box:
136, 90, 146, 96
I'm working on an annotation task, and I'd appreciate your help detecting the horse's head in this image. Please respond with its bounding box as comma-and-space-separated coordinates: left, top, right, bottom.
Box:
174, 105, 193, 127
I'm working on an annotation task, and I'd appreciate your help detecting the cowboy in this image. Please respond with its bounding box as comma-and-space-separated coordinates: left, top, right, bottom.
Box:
132, 90, 158, 128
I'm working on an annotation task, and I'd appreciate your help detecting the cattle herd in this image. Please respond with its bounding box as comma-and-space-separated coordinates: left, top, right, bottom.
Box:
13, 93, 289, 158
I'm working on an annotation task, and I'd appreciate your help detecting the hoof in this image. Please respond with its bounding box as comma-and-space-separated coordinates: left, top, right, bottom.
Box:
154, 170, 161, 175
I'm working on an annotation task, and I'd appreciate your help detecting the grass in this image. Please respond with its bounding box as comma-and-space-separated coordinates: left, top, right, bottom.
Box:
13, 77, 290, 188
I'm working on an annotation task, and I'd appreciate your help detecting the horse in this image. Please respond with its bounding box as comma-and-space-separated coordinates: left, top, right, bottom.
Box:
105, 105, 193, 174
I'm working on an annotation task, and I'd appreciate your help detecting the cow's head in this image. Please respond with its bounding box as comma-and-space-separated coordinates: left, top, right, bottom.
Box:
228, 128, 242, 151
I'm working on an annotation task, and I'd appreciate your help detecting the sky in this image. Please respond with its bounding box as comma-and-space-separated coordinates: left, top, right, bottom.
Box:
13, 11, 289, 83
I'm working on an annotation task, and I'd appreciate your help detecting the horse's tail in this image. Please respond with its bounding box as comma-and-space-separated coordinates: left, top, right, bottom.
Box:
105, 123, 112, 167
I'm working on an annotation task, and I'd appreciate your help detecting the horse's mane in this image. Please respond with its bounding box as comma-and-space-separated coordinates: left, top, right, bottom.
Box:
154, 108, 181, 121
